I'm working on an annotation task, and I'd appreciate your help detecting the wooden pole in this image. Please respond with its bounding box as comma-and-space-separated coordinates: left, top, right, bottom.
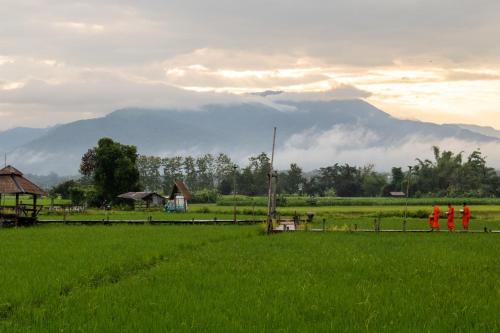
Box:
32, 195, 37, 218
15, 193, 19, 213
267, 127, 277, 234
233, 165, 237, 224
403, 166, 412, 231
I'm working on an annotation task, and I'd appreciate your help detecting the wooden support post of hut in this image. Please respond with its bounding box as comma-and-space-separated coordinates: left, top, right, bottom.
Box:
0, 165, 47, 226
166, 181, 192, 212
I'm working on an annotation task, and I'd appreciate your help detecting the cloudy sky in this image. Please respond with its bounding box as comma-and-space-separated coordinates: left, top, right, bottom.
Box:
1, 0, 500, 130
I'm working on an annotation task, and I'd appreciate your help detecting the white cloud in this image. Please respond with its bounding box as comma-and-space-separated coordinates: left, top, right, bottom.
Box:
52, 21, 104, 33
1, 1, 500, 130
0, 56, 14, 66
277, 126, 500, 170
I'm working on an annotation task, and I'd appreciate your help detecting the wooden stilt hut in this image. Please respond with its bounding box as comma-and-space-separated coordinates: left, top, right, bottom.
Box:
0, 165, 47, 226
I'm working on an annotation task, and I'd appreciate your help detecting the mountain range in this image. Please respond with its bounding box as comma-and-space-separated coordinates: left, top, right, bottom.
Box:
1, 99, 499, 175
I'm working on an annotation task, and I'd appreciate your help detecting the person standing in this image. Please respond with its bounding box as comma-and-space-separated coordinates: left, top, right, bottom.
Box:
461, 203, 471, 231
431, 204, 440, 231
446, 203, 455, 232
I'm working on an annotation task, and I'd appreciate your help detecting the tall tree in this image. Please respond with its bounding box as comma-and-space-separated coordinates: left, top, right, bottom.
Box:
318, 164, 363, 197
360, 165, 387, 197
161, 156, 184, 192
137, 155, 163, 192
80, 138, 142, 205
282, 163, 305, 194
215, 153, 234, 189
183, 156, 197, 191
196, 154, 215, 190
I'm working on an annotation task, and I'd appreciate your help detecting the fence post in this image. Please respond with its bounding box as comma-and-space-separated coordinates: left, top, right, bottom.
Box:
322, 218, 326, 232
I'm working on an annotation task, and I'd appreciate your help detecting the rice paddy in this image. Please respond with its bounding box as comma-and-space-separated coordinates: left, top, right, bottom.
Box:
1, 222, 500, 332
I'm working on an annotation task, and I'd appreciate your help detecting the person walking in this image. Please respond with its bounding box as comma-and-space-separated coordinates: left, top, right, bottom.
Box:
431, 204, 440, 231
446, 203, 455, 232
461, 202, 471, 231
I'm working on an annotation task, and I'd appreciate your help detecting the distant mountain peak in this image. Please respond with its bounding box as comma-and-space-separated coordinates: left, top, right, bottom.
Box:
250, 90, 284, 97
4, 99, 500, 175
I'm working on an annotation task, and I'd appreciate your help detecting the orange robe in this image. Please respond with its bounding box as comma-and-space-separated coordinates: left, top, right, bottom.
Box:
462, 206, 471, 230
432, 206, 440, 229
446, 206, 455, 231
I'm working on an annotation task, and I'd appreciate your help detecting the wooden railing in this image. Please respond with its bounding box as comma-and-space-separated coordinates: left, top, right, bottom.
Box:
0, 204, 43, 218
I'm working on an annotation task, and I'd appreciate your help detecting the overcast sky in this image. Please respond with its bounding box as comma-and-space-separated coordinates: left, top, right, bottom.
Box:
2, 0, 500, 130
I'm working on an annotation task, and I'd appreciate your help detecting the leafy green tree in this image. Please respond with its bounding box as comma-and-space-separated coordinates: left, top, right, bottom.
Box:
232, 153, 271, 196
215, 153, 234, 190
410, 147, 500, 197
69, 187, 86, 205
196, 154, 215, 190
361, 165, 387, 197
50, 180, 79, 199
183, 156, 197, 191
137, 155, 162, 192
318, 164, 363, 197
161, 156, 184, 192
282, 163, 306, 194
303, 176, 323, 196
80, 138, 141, 205
383, 167, 405, 196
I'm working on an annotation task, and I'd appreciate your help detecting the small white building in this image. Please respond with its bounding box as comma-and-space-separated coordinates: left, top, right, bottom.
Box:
166, 181, 192, 212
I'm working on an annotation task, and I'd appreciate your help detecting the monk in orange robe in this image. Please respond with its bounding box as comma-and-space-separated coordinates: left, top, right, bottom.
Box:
446, 203, 455, 231
431, 204, 440, 230
462, 203, 471, 231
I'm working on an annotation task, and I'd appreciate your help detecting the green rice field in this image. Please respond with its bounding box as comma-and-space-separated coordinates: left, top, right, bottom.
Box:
1, 225, 499, 332
35, 202, 500, 231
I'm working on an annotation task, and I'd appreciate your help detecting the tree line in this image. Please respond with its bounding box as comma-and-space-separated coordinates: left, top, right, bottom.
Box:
50, 138, 500, 205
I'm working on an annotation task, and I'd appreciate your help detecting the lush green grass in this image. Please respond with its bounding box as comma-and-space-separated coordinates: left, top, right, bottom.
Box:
0, 195, 70, 206
217, 195, 500, 207
37, 203, 500, 231
1, 225, 499, 332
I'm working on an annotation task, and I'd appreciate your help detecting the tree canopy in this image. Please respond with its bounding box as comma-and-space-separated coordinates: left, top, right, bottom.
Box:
79, 138, 142, 205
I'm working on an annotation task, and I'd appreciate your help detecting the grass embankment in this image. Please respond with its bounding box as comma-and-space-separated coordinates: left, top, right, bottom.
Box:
0, 225, 499, 332
217, 195, 500, 207
38, 203, 500, 231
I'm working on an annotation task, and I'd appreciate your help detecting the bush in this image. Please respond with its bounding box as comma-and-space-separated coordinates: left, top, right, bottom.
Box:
195, 207, 211, 214
191, 190, 219, 204
69, 187, 86, 206
305, 197, 318, 206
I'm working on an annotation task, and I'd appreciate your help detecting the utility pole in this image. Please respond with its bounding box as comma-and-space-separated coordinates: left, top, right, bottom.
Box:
233, 164, 237, 224
403, 165, 413, 231
267, 127, 277, 234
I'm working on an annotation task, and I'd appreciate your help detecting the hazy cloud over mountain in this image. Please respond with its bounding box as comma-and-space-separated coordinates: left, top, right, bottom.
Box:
2, 1, 500, 130
2, 99, 500, 175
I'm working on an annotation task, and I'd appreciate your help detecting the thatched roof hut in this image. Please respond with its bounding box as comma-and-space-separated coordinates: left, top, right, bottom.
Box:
0, 166, 47, 196
169, 181, 192, 201
0, 165, 47, 224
